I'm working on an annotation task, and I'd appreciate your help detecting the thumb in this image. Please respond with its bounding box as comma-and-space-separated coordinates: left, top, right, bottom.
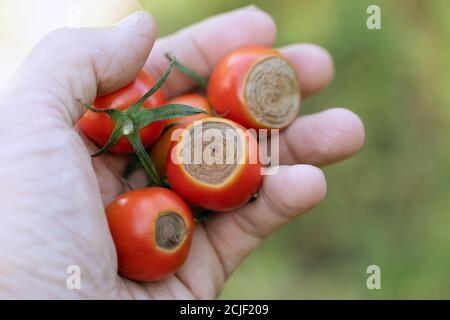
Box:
1, 11, 156, 125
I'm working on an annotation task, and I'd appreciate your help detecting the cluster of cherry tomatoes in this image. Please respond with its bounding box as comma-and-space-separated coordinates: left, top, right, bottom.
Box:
79, 46, 301, 282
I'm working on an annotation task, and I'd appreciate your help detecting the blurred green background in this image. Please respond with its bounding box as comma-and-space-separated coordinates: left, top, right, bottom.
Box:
140, 0, 450, 299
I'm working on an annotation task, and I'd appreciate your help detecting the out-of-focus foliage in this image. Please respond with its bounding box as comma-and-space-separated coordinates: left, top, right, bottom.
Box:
140, 0, 450, 299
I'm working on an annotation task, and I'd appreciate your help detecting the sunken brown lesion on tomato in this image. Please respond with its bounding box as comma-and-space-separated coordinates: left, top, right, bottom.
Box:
155, 212, 187, 250
243, 56, 300, 129
181, 121, 244, 185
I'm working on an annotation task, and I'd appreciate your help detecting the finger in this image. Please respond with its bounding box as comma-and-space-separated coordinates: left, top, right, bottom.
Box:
204, 164, 326, 277
145, 5, 276, 98
279, 108, 365, 166
175, 225, 226, 299
279, 43, 334, 96
125, 224, 226, 300
79, 131, 131, 205
2, 11, 156, 125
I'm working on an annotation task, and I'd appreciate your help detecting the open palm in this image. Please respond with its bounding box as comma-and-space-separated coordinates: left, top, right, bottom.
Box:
0, 7, 364, 299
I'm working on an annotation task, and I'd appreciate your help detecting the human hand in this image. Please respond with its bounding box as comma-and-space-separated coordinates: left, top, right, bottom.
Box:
0, 7, 364, 299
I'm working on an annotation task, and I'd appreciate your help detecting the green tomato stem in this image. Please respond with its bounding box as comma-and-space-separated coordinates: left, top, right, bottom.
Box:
165, 53, 208, 89
127, 129, 162, 187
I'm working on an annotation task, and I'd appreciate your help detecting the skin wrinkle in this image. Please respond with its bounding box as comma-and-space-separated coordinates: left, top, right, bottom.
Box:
168, 276, 197, 300
95, 44, 128, 96
230, 207, 267, 241
161, 281, 183, 300
260, 180, 300, 221
141, 279, 175, 299
189, 31, 214, 71
94, 159, 126, 205
174, 225, 226, 299
41, 31, 97, 93
205, 218, 259, 278
175, 274, 202, 300
5, 67, 78, 125
116, 278, 136, 299
0, 120, 70, 169
45, 87, 80, 126
279, 131, 298, 164
193, 226, 226, 297
286, 122, 318, 164
38, 66, 93, 124
218, 213, 264, 276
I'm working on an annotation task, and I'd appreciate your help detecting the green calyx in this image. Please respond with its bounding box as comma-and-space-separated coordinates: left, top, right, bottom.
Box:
79, 56, 207, 187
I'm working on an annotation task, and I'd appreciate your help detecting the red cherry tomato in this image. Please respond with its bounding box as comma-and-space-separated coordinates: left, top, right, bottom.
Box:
79, 70, 166, 153
150, 93, 212, 177
207, 46, 301, 130
167, 117, 262, 211
106, 187, 194, 282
